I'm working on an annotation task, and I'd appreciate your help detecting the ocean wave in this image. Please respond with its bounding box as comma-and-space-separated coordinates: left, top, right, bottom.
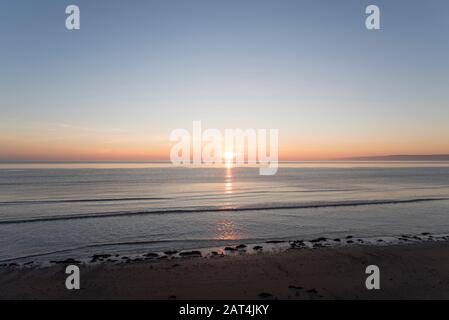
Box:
0, 197, 169, 205
0, 197, 448, 225
0, 188, 367, 205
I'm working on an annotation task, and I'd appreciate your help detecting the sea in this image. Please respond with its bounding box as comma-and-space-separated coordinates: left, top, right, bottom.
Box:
1, 161, 449, 263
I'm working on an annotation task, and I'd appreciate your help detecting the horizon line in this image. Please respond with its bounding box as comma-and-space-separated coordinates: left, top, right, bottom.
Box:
1, 154, 449, 163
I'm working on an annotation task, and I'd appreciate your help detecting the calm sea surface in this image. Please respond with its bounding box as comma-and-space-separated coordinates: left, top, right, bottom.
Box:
1, 162, 449, 262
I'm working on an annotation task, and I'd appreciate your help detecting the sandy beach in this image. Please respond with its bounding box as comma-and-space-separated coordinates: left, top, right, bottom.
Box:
1, 240, 449, 300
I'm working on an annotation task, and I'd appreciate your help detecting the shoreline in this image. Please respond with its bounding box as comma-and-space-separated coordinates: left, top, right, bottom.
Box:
1, 231, 449, 268
2, 237, 449, 299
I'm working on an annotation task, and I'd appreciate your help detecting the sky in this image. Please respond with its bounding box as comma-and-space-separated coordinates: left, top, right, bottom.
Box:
1, 0, 448, 161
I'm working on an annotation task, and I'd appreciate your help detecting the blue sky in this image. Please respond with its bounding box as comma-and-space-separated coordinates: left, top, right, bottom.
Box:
1, 0, 448, 160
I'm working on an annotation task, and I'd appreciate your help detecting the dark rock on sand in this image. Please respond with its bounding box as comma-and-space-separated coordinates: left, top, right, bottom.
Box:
236, 244, 247, 249
266, 240, 285, 244
253, 246, 263, 250
289, 240, 306, 249
346, 235, 353, 239
310, 237, 328, 243
224, 247, 237, 251
144, 253, 159, 258
92, 254, 112, 260
91, 254, 113, 263
51, 258, 81, 264
179, 251, 202, 257
164, 250, 178, 255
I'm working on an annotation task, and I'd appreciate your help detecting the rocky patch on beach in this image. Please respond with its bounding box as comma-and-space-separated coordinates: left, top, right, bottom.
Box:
6, 231, 449, 269
0, 263, 19, 268
179, 251, 202, 257
90, 254, 113, 263
289, 240, 306, 249
50, 258, 81, 265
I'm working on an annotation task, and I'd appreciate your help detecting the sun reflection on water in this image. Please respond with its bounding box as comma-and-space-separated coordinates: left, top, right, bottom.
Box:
215, 219, 239, 240
224, 166, 233, 194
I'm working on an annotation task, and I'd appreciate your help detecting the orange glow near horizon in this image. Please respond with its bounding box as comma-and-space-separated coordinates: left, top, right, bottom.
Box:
1, 130, 449, 162
2, 145, 449, 162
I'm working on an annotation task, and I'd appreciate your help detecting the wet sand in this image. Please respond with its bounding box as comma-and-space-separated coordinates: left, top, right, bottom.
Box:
1, 240, 449, 299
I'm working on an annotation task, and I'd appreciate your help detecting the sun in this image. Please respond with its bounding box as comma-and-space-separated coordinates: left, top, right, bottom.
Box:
223, 151, 235, 162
